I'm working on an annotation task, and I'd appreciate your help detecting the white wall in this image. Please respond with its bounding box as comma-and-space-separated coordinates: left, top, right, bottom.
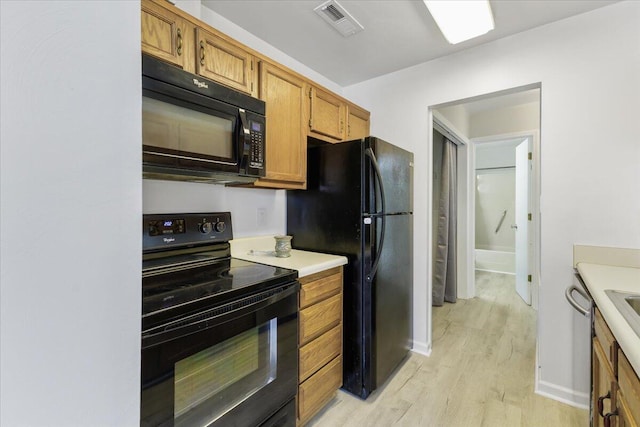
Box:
344, 1, 640, 405
475, 168, 516, 251
475, 142, 517, 169
436, 104, 470, 137
0, 2, 141, 425
470, 102, 540, 139
143, 180, 286, 237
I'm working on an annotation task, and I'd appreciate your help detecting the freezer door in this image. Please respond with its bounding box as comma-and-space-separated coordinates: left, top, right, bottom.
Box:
286, 140, 362, 256
370, 213, 413, 389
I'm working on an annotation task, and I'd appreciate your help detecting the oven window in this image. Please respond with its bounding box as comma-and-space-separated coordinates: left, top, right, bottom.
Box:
173, 318, 277, 426
142, 96, 234, 159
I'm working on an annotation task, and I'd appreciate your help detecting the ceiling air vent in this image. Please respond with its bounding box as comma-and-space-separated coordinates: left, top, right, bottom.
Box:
314, 0, 364, 37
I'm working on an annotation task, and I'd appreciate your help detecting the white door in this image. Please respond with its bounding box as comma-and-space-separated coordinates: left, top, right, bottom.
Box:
515, 139, 530, 304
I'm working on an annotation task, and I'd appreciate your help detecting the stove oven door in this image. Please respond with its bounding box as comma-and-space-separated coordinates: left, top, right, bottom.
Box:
140, 282, 298, 427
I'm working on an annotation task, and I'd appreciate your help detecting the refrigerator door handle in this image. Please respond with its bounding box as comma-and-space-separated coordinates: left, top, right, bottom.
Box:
365, 147, 386, 282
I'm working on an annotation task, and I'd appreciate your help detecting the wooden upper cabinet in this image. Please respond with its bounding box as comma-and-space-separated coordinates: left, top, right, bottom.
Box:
308, 87, 346, 142
141, 0, 256, 96
140, 0, 371, 190
347, 103, 370, 140
254, 61, 307, 189
195, 28, 256, 96
141, 1, 195, 72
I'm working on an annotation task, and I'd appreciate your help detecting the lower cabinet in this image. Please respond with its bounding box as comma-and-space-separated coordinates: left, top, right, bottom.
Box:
617, 350, 640, 427
592, 308, 640, 427
592, 338, 615, 427
297, 266, 343, 426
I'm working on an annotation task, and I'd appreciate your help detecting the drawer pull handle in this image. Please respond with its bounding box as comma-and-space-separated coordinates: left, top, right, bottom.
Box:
597, 391, 611, 417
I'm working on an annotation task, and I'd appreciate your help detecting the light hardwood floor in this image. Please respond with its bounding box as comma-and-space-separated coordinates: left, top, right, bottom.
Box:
307, 271, 589, 426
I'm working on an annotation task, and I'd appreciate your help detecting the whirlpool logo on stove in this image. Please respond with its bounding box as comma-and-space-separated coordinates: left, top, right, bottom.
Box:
163, 237, 176, 243
192, 78, 209, 89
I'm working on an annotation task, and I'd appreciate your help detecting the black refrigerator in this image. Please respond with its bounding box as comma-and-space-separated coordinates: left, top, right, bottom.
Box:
287, 136, 413, 399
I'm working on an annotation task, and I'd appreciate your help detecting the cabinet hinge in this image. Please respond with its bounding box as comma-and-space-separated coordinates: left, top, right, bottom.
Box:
251, 60, 254, 71
309, 119, 313, 128
527, 274, 532, 282
528, 213, 532, 221
309, 88, 313, 99
528, 152, 532, 160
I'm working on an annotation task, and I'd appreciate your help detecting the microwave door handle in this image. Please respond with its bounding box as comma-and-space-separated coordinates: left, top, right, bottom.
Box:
238, 108, 250, 171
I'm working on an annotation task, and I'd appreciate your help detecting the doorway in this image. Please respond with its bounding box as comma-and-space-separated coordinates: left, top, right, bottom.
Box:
473, 136, 532, 305
430, 85, 540, 308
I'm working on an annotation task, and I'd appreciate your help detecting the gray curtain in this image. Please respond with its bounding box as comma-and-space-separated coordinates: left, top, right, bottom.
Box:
433, 138, 457, 306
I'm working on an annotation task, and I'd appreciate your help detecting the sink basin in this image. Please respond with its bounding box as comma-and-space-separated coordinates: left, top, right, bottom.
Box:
606, 290, 640, 338
627, 295, 640, 313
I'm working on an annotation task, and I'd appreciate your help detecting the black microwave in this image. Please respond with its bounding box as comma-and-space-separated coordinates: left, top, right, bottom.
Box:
142, 54, 265, 184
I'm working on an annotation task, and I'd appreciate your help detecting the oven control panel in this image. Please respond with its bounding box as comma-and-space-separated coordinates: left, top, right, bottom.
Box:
143, 212, 233, 252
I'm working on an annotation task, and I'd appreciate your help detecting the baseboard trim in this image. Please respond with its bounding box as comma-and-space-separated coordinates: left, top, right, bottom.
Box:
535, 380, 590, 409
411, 341, 431, 356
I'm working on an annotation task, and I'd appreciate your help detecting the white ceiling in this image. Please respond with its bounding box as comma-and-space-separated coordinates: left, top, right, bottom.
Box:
202, 0, 618, 87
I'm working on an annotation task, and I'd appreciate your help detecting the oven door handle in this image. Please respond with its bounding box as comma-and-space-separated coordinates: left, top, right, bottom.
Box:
142, 283, 298, 349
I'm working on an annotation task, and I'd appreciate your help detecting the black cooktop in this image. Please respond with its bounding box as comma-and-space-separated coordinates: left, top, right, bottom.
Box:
141, 212, 298, 330
142, 257, 297, 329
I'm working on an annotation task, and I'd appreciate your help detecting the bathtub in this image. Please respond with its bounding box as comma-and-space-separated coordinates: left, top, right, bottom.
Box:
475, 249, 515, 274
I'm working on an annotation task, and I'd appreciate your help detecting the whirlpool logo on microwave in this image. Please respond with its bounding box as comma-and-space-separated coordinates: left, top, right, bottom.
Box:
192, 78, 209, 89
163, 237, 176, 243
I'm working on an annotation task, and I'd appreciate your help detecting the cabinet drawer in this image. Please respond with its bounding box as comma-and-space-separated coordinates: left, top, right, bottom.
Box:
594, 309, 616, 370
298, 356, 342, 424
299, 293, 341, 345
299, 324, 341, 382
299, 267, 342, 308
618, 349, 640, 423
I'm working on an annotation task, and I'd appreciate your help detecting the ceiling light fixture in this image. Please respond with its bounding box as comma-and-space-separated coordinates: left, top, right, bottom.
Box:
423, 0, 494, 44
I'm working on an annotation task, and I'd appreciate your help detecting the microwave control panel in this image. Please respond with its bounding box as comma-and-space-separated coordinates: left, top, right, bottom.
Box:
249, 120, 264, 170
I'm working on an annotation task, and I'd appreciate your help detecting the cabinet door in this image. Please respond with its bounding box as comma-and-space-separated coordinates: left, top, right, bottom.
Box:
617, 350, 640, 427
195, 28, 256, 96
141, 0, 194, 72
254, 61, 306, 189
593, 338, 616, 427
347, 104, 370, 140
617, 394, 638, 427
309, 87, 345, 142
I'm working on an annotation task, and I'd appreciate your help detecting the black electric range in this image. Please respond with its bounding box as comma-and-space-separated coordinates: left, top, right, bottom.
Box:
140, 212, 299, 427
141, 212, 298, 330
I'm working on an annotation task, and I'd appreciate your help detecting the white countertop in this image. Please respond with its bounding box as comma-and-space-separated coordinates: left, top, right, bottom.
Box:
576, 262, 640, 377
230, 236, 347, 278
